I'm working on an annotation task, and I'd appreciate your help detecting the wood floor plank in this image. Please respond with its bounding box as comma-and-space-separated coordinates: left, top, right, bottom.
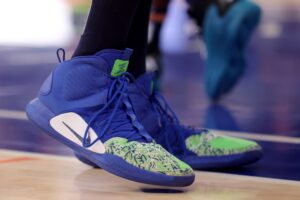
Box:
0, 150, 299, 200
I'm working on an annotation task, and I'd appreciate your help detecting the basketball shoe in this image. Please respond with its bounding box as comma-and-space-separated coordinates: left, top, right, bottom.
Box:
26, 49, 194, 187
204, 0, 261, 101
76, 73, 262, 169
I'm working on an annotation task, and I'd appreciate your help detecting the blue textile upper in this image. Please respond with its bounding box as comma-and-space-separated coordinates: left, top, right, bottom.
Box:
39, 49, 153, 144
128, 73, 203, 156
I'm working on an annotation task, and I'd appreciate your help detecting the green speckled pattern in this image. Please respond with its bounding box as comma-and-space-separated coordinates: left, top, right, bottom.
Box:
104, 137, 194, 176
185, 131, 261, 156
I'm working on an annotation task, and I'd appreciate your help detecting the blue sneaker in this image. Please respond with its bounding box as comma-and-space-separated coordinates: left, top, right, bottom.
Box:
77, 73, 262, 170
26, 49, 195, 187
203, 0, 261, 101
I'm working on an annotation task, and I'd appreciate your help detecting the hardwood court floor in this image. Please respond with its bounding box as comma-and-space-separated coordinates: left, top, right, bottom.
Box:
0, 150, 299, 200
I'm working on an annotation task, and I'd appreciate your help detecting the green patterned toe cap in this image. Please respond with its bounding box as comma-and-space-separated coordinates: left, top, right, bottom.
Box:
104, 137, 194, 177
185, 132, 262, 156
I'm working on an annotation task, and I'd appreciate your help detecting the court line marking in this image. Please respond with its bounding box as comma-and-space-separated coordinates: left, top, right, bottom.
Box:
0, 109, 27, 120
1, 149, 299, 186
212, 129, 300, 144
1, 109, 300, 144
0, 157, 38, 164
0, 149, 75, 161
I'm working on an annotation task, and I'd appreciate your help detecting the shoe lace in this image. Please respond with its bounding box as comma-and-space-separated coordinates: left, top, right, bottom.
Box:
82, 72, 152, 148
151, 92, 207, 155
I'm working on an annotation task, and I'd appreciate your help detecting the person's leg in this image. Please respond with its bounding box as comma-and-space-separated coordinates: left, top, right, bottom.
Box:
71, 0, 262, 171
27, 0, 195, 187
73, 0, 152, 78
72, 0, 140, 57
126, 0, 152, 77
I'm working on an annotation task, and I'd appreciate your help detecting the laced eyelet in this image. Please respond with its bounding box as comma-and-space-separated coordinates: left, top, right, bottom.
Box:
82, 73, 152, 147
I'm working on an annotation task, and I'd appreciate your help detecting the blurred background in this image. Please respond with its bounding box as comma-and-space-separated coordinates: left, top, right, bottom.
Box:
0, 0, 299, 166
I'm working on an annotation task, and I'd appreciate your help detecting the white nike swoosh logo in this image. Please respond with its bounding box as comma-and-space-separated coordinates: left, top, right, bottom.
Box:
50, 112, 106, 154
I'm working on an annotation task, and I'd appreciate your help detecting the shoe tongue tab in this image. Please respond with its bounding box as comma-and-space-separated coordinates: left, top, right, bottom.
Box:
111, 48, 133, 77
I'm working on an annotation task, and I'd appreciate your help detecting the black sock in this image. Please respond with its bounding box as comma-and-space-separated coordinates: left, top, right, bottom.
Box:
72, 0, 140, 57
187, 0, 214, 28
147, 23, 162, 55
126, 0, 152, 77
187, 0, 237, 28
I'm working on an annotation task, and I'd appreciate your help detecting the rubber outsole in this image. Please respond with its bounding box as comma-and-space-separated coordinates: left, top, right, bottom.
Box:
179, 150, 263, 170
26, 98, 195, 187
